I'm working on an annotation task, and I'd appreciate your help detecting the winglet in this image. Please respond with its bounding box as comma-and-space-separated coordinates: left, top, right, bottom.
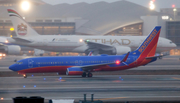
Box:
121, 52, 130, 63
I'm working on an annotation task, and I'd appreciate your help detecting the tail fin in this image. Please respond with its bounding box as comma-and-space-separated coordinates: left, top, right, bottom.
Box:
7, 9, 39, 37
134, 26, 161, 57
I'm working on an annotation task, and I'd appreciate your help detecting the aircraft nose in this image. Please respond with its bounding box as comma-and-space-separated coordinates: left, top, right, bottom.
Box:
9, 64, 16, 71
173, 43, 177, 48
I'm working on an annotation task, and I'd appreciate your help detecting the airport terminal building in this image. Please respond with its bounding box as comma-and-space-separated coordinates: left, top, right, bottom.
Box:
0, 0, 180, 55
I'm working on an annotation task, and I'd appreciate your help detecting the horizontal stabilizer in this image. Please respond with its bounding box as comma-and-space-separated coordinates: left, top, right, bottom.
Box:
122, 62, 128, 66
146, 54, 164, 59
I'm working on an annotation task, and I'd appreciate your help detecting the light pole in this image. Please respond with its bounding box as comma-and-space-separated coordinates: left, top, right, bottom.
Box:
149, 1, 155, 10
173, 8, 177, 21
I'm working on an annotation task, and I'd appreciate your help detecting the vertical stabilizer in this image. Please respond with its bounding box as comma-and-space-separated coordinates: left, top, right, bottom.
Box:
134, 26, 161, 57
7, 9, 39, 37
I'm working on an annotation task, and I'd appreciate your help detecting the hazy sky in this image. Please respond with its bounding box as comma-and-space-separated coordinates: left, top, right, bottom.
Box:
42, 0, 180, 11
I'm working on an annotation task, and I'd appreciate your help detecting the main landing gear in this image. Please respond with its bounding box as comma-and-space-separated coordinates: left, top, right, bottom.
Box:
82, 72, 93, 77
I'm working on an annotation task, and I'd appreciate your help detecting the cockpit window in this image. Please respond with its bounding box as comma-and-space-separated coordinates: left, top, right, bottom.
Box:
170, 41, 173, 44
16, 62, 23, 65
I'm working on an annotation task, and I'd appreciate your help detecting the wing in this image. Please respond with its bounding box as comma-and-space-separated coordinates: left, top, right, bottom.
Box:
75, 52, 130, 71
85, 40, 114, 50
12, 37, 32, 43
77, 62, 116, 71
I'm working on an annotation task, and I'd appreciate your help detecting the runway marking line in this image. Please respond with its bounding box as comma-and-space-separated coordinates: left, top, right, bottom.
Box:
94, 97, 127, 101
172, 77, 180, 80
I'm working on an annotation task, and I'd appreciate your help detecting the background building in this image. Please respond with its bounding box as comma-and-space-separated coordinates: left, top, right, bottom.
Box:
0, 0, 166, 36
0, 0, 179, 55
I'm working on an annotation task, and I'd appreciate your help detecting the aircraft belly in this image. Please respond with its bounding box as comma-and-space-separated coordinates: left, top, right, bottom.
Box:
18, 66, 70, 73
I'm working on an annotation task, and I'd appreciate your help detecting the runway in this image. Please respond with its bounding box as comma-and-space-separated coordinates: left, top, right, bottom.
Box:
0, 75, 180, 102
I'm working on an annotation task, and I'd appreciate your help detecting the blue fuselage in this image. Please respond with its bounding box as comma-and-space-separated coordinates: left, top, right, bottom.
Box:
9, 53, 147, 74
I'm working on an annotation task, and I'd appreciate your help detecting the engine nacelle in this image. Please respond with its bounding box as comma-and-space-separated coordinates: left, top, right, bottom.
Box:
113, 46, 131, 55
5, 45, 21, 55
66, 67, 83, 75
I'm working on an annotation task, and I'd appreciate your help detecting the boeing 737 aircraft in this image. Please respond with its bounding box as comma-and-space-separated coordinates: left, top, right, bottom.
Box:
10, 26, 163, 78
7, 9, 176, 55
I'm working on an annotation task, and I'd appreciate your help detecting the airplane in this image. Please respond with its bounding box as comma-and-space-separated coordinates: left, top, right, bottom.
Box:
6, 9, 176, 56
9, 26, 163, 78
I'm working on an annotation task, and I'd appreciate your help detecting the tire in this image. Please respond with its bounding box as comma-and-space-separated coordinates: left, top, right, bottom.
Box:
87, 72, 93, 77
82, 72, 86, 77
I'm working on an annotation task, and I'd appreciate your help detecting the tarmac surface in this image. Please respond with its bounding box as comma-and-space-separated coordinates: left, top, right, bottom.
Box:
0, 55, 180, 103
0, 75, 180, 102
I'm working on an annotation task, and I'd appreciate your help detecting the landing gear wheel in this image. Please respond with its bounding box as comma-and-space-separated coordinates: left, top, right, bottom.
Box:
87, 72, 93, 77
23, 74, 27, 78
82, 72, 86, 77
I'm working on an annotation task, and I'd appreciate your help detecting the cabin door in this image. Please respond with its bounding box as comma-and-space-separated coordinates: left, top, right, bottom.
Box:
133, 56, 137, 66
28, 59, 33, 68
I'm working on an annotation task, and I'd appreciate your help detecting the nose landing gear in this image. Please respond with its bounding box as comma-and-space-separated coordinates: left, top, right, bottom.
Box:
82, 72, 86, 77
23, 74, 27, 78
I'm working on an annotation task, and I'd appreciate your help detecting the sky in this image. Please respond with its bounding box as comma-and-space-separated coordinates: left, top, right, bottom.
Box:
42, 0, 180, 11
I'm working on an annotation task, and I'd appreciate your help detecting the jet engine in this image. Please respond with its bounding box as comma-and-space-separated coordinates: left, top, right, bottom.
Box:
112, 46, 131, 55
66, 67, 83, 75
4, 45, 21, 55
